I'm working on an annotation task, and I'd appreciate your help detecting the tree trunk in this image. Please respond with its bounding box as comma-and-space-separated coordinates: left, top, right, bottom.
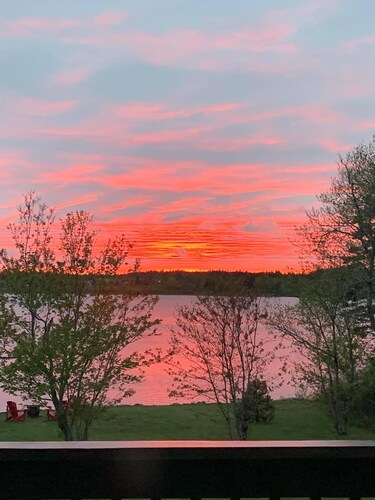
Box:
235, 401, 251, 440
333, 399, 348, 435
366, 257, 375, 331
239, 415, 250, 440
51, 392, 74, 441
80, 421, 90, 441
58, 415, 74, 441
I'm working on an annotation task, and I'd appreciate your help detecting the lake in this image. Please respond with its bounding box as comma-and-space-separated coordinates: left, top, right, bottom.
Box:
0, 295, 298, 409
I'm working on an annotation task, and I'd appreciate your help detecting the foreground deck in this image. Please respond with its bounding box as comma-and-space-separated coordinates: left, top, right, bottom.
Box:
0, 440, 374, 499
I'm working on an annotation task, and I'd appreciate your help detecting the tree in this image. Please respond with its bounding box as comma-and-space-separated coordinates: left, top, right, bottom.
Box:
0, 193, 159, 440
266, 267, 370, 435
292, 136, 375, 431
167, 294, 274, 440
350, 357, 375, 427
298, 136, 375, 329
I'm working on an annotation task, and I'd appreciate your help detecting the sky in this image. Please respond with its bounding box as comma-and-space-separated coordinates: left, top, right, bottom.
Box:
0, 0, 375, 272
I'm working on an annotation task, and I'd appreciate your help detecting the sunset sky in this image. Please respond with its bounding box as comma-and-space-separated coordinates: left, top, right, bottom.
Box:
1, 0, 374, 272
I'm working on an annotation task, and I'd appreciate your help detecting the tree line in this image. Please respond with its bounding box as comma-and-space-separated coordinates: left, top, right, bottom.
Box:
0, 268, 304, 297
117, 270, 302, 296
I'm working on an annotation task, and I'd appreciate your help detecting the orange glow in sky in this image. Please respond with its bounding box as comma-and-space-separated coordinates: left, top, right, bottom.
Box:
1, 1, 373, 272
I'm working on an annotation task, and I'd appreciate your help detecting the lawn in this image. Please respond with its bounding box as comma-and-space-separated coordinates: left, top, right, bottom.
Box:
0, 398, 374, 441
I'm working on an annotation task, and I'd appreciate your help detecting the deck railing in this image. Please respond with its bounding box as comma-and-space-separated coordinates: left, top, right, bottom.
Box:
0, 440, 374, 499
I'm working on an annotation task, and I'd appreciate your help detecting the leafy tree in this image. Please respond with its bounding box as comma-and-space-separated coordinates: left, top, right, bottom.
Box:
292, 136, 375, 430
298, 136, 375, 329
266, 268, 370, 435
351, 357, 375, 427
167, 294, 274, 440
0, 193, 159, 440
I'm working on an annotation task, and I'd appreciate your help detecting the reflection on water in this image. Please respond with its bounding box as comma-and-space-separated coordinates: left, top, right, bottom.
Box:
0, 295, 298, 409
120, 295, 299, 405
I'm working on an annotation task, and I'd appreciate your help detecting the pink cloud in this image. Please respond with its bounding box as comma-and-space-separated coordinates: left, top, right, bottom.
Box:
0, 197, 23, 210
0, 15, 298, 69
199, 135, 284, 152
5, 17, 80, 37
149, 197, 213, 219
15, 106, 284, 153
37, 164, 105, 186
48, 68, 92, 86
342, 35, 375, 52
278, 163, 336, 174
32, 127, 93, 138
115, 30, 208, 64
0, 0, 340, 84
0, 151, 36, 185
361, 121, 375, 131
109, 102, 344, 139
321, 139, 352, 153
105, 0, 336, 72
264, 0, 340, 35
19, 98, 79, 116
55, 193, 99, 210
104, 196, 153, 212
215, 24, 296, 53
93, 11, 126, 26
104, 25, 296, 67
297, 106, 344, 124
2, 96, 352, 157
83, 160, 328, 198
231, 105, 346, 128
29, 121, 206, 148
112, 101, 242, 121
127, 127, 210, 146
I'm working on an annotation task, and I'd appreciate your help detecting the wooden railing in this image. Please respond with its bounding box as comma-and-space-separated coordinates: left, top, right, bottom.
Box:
0, 440, 375, 499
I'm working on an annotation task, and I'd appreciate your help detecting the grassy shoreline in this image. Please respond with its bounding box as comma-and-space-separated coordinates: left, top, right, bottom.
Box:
1, 399, 374, 442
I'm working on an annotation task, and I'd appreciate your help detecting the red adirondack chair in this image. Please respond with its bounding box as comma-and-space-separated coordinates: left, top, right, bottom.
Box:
46, 400, 73, 421
5, 401, 27, 422
46, 407, 57, 421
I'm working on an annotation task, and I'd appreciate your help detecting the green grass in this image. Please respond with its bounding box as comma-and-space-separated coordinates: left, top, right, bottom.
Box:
1, 399, 375, 441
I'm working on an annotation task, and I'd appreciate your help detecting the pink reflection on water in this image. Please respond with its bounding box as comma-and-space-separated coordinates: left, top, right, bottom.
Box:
0, 296, 299, 410
122, 295, 299, 405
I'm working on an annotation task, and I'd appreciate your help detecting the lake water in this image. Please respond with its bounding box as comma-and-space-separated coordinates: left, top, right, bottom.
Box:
0, 295, 298, 409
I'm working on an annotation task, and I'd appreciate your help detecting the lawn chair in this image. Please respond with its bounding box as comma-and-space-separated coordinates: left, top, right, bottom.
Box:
46, 399, 73, 421
46, 407, 58, 421
5, 401, 27, 422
